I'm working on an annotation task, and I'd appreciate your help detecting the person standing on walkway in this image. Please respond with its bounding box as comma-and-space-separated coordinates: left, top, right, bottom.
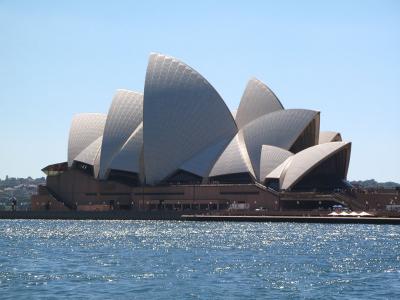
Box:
10, 197, 17, 211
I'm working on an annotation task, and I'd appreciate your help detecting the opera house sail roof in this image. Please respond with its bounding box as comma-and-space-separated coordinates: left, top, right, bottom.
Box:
63, 52, 351, 191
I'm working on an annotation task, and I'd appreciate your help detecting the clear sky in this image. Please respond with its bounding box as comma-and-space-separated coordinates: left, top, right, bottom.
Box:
0, 0, 399, 182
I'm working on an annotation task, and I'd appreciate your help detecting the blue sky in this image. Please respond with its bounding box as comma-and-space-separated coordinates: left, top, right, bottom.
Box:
0, 0, 399, 182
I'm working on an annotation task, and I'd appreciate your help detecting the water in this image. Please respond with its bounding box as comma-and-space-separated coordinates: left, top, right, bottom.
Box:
0, 220, 399, 299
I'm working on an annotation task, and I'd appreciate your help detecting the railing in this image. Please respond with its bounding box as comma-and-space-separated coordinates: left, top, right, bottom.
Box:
280, 192, 337, 201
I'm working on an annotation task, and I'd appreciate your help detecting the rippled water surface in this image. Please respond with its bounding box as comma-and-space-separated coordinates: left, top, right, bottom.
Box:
0, 220, 399, 299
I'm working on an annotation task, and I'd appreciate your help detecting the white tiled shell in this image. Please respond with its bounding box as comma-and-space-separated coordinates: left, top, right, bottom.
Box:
209, 134, 255, 178
275, 141, 351, 190
73, 136, 103, 177
109, 123, 143, 176
180, 135, 232, 177
235, 78, 284, 129
319, 131, 342, 144
98, 90, 143, 179
67, 113, 106, 166
73, 136, 103, 166
242, 109, 319, 179
265, 156, 294, 184
93, 148, 101, 178
143, 53, 237, 184
231, 109, 237, 119
259, 145, 293, 181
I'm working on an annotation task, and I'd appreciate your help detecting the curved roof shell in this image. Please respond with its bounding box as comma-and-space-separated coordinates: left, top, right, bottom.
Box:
259, 145, 293, 181
235, 78, 284, 129
74, 136, 102, 166
73, 136, 103, 177
98, 90, 143, 179
319, 131, 342, 144
143, 53, 237, 184
109, 123, 143, 177
242, 109, 319, 180
67, 113, 106, 167
266, 141, 351, 190
179, 136, 232, 178
264, 156, 293, 182
209, 134, 255, 178
231, 109, 237, 120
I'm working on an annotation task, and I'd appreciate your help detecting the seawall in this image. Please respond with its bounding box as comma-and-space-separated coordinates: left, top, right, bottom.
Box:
1, 211, 400, 224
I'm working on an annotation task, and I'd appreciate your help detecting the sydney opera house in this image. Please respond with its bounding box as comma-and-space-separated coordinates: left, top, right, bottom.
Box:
32, 53, 354, 212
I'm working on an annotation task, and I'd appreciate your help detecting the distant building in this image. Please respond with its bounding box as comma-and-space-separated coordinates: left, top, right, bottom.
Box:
33, 53, 354, 212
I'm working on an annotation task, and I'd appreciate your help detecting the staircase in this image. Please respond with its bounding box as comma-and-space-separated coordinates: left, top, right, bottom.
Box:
332, 192, 364, 211
40, 185, 77, 210
254, 182, 279, 196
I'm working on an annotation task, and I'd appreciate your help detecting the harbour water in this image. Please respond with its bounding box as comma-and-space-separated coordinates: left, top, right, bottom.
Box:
0, 220, 399, 299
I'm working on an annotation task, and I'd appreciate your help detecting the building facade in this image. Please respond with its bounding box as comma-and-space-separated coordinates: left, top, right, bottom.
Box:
33, 53, 354, 212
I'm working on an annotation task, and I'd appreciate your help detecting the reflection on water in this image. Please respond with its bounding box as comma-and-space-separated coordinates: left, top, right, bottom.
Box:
0, 220, 399, 299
